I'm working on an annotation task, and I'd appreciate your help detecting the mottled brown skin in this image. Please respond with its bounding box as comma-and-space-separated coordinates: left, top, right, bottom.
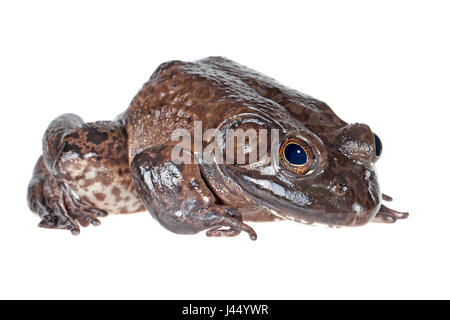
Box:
27, 57, 408, 239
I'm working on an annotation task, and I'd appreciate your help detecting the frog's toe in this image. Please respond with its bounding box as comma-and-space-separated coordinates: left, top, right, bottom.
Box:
206, 226, 241, 238
208, 208, 257, 240
28, 175, 107, 234
222, 219, 257, 240
34, 197, 81, 235
61, 184, 108, 228
373, 204, 409, 223
206, 224, 257, 240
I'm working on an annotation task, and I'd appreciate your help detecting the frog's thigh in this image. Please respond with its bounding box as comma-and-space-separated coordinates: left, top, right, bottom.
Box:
130, 144, 257, 240
46, 114, 144, 214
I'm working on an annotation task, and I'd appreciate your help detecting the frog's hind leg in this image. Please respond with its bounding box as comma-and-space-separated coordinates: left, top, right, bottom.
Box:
27, 113, 144, 235
372, 194, 409, 223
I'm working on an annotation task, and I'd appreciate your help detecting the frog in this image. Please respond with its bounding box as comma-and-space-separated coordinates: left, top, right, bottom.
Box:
27, 56, 408, 240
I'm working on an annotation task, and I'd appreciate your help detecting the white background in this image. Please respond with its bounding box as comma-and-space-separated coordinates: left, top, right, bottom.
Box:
1, 1, 449, 299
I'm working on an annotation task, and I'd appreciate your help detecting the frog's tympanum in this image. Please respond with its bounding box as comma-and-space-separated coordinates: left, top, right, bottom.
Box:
27, 57, 408, 240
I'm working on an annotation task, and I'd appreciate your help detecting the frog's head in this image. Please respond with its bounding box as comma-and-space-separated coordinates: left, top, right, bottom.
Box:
220, 120, 383, 226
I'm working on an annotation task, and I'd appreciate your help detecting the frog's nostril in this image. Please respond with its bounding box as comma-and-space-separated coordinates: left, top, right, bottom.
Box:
337, 183, 348, 195
329, 180, 348, 196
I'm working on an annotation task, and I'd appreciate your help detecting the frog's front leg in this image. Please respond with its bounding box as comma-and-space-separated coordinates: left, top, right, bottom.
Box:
130, 144, 257, 240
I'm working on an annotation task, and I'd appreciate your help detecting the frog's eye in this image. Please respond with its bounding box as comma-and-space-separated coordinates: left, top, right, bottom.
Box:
373, 133, 382, 158
279, 137, 315, 175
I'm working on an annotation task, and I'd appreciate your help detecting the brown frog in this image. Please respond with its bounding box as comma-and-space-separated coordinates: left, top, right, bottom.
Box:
27, 57, 408, 240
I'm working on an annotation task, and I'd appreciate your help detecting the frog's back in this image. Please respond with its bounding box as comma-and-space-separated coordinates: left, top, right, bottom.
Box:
126, 57, 345, 160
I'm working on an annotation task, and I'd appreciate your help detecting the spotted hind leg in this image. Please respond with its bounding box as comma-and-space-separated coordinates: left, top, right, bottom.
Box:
27, 113, 144, 235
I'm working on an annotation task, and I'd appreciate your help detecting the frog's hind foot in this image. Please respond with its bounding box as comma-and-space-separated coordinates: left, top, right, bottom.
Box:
373, 203, 409, 224
28, 156, 108, 235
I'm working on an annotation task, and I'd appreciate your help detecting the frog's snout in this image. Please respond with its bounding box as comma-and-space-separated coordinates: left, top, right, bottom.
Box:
347, 175, 381, 226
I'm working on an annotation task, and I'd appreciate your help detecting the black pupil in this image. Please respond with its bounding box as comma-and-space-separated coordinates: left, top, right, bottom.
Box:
374, 133, 382, 157
284, 144, 307, 165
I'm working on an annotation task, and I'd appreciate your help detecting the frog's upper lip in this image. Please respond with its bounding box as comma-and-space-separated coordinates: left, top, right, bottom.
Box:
222, 164, 380, 226
222, 165, 319, 221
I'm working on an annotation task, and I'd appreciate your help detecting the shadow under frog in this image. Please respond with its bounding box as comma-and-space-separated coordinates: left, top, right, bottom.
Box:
27, 57, 408, 240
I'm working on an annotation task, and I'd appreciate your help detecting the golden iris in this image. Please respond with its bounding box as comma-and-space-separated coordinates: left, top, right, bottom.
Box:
279, 137, 314, 175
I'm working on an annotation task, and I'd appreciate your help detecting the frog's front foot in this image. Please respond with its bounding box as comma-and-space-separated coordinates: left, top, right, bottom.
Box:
205, 207, 257, 240
373, 195, 409, 223
27, 157, 107, 235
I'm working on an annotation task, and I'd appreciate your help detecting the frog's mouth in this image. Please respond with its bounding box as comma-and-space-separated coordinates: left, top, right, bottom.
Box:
220, 164, 408, 226
220, 165, 351, 226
